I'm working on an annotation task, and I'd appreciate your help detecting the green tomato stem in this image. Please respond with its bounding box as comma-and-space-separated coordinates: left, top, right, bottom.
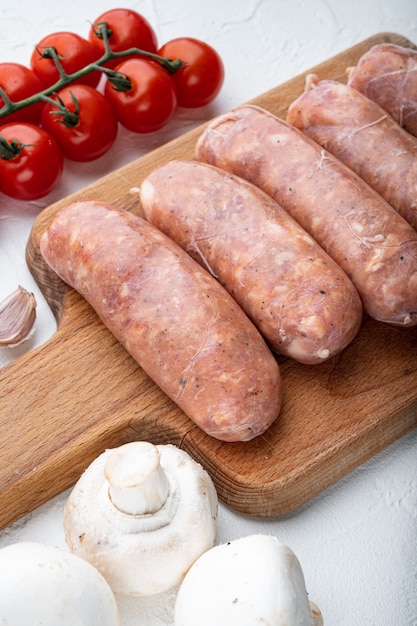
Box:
0, 136, 28, 159
0, 21, 184, 121
41, 91, 80, 128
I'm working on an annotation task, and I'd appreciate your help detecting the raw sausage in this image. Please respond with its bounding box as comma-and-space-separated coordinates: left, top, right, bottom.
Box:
40, 200, 282, 442
346, 43, 417, 138
195, 104, 417, 327
140, 159, 362, 365
287, 75, 417, 231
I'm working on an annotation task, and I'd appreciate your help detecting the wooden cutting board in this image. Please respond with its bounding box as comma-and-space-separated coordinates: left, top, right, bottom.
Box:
1, 32, 416, 529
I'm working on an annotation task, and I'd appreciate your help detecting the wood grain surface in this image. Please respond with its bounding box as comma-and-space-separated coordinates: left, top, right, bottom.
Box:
1, 32, 416, 529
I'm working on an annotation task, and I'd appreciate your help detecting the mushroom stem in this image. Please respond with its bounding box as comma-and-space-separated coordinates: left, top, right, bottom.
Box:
64, 442, 218, 595
104, 442, 169, 515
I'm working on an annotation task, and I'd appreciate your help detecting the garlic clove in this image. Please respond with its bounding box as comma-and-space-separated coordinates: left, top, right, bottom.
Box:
310, 601, 324, 626
0, 285, 37, 348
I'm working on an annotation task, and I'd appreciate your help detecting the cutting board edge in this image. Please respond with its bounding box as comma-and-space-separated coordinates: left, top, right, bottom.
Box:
181, 385, 417, 517
0, 31, 413, 527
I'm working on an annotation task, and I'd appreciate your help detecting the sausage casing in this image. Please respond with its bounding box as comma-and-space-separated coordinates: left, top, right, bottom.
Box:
346, 43, 417, 138
140, 159, 362, 365
40, 201, 282, 442
287, 76, 417, 231
195, 104, 417, 327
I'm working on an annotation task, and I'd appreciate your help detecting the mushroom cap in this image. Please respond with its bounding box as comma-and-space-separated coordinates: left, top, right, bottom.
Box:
64, 442, 218, 596
0, 541, 120, 625
174, 534, 322, 626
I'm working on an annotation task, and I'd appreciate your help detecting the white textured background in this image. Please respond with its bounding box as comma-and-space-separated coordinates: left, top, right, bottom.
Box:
0, 1, 416, 624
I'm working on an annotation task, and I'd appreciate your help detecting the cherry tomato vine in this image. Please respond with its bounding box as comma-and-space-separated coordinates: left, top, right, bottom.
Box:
0, 8, 225, 201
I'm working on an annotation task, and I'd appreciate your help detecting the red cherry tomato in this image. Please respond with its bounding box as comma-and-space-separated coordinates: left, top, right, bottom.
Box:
158, 37, 224, 107
0, 123, 63, 200
0, 63, 45, 125
41, 85, 119, 161
30, 32, 102, 89
89, 8, 158, 70
104, 58, 177, 133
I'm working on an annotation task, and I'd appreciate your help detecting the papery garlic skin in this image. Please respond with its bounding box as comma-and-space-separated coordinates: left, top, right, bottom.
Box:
0, 285, 37, 347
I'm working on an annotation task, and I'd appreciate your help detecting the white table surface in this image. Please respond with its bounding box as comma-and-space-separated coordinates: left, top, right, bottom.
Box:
0, 0, 416, 623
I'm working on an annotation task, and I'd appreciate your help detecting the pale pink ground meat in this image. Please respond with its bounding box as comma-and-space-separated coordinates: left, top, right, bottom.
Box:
347, 43, 417, 138
40, 200, 282, 442
196, 104, 417, 327
287, 76, 417, 232
140, 159, 362, 365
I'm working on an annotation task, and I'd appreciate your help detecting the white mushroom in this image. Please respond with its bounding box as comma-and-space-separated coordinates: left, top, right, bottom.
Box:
174, 534, 323, 625
0, 541, 120, 625
64, 441, 218, 596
